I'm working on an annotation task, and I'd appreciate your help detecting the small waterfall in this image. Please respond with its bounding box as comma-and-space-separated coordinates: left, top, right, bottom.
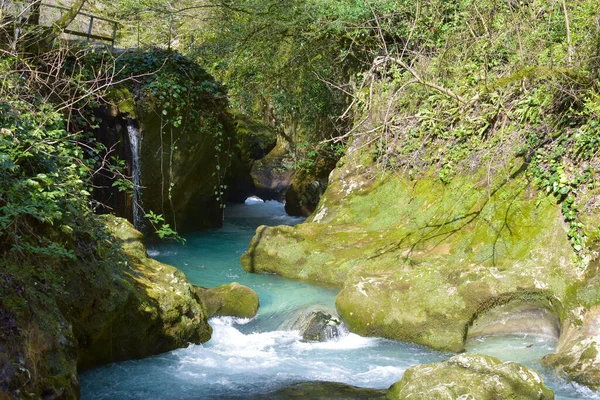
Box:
126, 121, 142, 230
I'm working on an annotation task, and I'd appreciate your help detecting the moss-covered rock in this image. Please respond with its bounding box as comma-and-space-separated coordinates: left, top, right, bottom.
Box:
233, 113, 278, 163
0, 215, 211, 399
137, 90, 234, 233
194, 282, 259, 318
77, 216, 212, 370
241, 151, 577, 352
285, 154, 338, 217
543, 306, 600, 390
387, 354, 554, 399
92, 50, 244, 233
250, 140, 295, 200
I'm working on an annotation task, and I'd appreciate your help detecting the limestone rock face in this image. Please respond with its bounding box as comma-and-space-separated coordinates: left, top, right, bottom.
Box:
285, 154, 338, 217
234, 113, 278, 163
241, 152, 577, 352
544, 306, 600, 390
195, 282, 259, 318
138, 104, 234, 233
387, 354, 554, 400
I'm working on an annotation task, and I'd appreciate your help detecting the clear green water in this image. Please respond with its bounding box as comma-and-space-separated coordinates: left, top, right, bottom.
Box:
80, 199, 598, 399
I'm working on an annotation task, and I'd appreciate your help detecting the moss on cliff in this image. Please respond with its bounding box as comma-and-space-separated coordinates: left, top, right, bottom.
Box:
0, 214, 211, 399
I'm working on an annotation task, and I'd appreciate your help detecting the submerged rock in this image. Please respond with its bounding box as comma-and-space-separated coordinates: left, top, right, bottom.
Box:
195, 282, 259, 318
257, 381, 386, 399
388, 354, 554, 399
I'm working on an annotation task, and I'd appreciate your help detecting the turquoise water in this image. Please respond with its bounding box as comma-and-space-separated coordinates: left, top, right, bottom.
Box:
80, 199, 598, 399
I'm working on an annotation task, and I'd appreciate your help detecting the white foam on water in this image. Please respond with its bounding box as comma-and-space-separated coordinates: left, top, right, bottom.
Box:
294, 332, 380, 351
244, 196, 264, 204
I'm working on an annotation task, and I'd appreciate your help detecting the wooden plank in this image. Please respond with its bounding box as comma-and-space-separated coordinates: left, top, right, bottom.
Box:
62, 28, 113, 42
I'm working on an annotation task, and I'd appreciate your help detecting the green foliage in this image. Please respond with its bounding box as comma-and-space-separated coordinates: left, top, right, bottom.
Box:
0, 98, 92, 259
143, 211, 185, 244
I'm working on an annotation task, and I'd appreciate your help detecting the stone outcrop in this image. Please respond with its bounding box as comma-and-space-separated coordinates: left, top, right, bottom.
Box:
0, 215, 211, 399
241, 149, 580, 353
285, 154, 338, 217
387, 354, 554, 399
194, 282, 259, 318
250, 140, 295, 201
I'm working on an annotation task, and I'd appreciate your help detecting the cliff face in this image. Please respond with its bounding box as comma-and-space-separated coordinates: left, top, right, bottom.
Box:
91, 51, 253, 235
0, 216, 211, 399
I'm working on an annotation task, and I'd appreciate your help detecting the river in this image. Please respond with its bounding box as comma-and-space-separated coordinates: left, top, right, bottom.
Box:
80, 198, 598, 399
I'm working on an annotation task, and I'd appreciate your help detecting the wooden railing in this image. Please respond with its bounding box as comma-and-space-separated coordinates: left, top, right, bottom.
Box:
41, 3, 118, 48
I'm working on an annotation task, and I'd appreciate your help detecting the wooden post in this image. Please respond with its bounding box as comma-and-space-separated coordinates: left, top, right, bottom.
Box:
111, 22, 117, 49
85, 15, 94, 44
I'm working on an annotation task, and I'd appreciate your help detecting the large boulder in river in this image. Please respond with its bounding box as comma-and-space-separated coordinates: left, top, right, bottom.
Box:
387, 354, 554, 399
0, 215, 211, 399
195, 282, 259, 318
250, 140, 295, 200
281, 307, 343, 342
76, 216, 212, 370
241, 148, 580, 352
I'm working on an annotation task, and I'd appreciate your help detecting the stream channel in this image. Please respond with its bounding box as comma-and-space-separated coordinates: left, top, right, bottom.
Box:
81, 198, 599, 399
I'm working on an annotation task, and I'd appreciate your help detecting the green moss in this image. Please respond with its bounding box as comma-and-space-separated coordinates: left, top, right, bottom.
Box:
195, 282, 259, 318
242, 149, 577, 351
106, 88, 137, 118
387, 354, 554, 400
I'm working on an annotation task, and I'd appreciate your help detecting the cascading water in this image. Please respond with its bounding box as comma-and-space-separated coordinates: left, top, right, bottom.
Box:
80, 199, 600, 400
126, 121, 142, 230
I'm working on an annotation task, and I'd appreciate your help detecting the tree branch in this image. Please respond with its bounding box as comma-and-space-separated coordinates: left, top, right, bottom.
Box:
375, 55, 468, 104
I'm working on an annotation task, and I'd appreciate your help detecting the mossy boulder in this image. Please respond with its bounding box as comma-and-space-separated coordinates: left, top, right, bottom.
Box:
285, 154, 338, 217
250, 140, 295, 200
94, 51, 242, 233
0, 215, 211, 399
77, 216, 212, 370
387, 354, 554, 399
543, 306, 600, 390
194, 282, 259, 318
241, 151, 578, 352
233, 113, 278, 163
137, 98, 234, 233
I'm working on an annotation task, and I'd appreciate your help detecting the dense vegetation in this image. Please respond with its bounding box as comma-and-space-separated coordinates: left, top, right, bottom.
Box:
1, 0, 600, 398
103, 0, 600, 260
0, 0, 598, 287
